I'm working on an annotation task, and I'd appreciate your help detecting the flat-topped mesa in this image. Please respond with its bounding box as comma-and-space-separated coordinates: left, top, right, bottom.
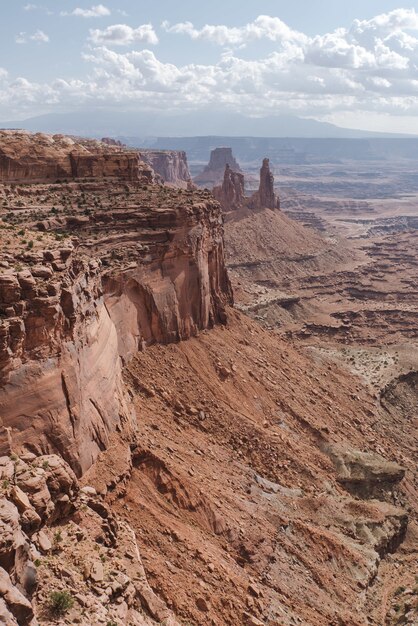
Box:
139, 150, 193, 189
0, 132, 232, 475
207, 148, 241, 173
194, 147, 242, 188
0, 131, 153, 183
213, 164, 246, 211
248, 158, 280, 210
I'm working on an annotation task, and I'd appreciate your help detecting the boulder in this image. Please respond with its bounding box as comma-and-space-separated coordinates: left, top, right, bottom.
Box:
0, 566, 33, 625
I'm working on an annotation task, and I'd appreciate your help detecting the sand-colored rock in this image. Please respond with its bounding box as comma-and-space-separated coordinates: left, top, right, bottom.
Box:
328, 444, 406, 498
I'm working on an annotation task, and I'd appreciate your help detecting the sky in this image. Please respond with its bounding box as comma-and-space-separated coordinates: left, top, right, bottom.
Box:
2, 1, 418, 132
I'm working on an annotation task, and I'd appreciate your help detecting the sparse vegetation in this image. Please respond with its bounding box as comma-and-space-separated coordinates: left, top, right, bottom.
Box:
48, 590, 74, 616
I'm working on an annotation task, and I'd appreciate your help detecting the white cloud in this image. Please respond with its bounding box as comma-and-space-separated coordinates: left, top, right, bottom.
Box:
61, 4, 110, 18
15, 30, 49, 44
23, 4, 53, 15
162, 15, 307, 47
89, 24, 158, 46
5, 9, 418, 124
31, 30, 50, 43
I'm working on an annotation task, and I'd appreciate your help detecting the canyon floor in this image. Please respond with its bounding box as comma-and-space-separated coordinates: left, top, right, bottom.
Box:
0, 134, 417, 626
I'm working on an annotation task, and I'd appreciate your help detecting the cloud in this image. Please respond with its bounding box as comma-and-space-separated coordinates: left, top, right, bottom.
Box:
162, 15, 308, 47
15, 30, 49, 44
61, 4, 110, 18
4, 9, 418, 123
23, 3, 53, 15
89, 24, 158, 46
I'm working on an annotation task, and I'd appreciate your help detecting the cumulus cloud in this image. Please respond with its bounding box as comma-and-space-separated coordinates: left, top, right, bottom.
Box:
89, 24, 158, 46
4, 9, 418, 122
23, 3, 38, 10
162, 15, 307, 47
61, 4, 110, 18
15, 30, 49, 44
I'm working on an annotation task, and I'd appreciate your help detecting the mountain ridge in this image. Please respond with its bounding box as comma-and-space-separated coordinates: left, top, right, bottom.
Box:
1, 109, 416, 139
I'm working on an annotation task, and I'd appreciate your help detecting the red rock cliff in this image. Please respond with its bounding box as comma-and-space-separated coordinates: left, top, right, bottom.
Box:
0, 131, 153, 183
0, 133, 232, 475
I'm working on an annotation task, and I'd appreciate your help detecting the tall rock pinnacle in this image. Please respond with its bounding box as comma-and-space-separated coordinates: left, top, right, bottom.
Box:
213, 164, 246, 211
259, 158, 279, 209
249, 158, 280, 210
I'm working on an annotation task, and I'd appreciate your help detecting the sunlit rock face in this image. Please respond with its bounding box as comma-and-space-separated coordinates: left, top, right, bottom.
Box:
0, 131, 232, 475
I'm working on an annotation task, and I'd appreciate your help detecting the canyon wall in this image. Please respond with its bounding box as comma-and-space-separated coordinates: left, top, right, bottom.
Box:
0, 134, 232, 475
0, 131, 154, 183
0, 254, 134, 477
139, 150, 192, 188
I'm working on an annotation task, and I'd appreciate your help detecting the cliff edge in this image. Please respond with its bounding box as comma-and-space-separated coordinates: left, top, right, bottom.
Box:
0, 132, 232, 475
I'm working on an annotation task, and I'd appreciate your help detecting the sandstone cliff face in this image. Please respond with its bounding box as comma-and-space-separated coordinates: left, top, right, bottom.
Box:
140, 150, 192, 189
0, 131, 154, 183
0, 133, 232, 476
0, 251, 134, 477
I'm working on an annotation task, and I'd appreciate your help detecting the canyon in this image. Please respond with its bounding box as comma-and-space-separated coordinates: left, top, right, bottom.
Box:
0, 131, 416, 626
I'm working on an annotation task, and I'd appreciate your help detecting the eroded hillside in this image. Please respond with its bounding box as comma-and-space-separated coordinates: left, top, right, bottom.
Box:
0, 132, 416, 626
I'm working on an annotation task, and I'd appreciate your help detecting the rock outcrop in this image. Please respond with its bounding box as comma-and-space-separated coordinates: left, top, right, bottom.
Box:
0, 131, 154, 183
211, 157, 280, 212
213, 164, 246, 211
140, 150, 192, 189
0, 132, 232, 476
0, 453, 77, 625
328, 445, 406, 499
248, 158, 280, 210
194, 147, 242, 188
0, 452, 177, 625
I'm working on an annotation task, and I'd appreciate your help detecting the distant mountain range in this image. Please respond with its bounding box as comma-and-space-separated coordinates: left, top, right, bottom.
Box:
1, 109, 415, 139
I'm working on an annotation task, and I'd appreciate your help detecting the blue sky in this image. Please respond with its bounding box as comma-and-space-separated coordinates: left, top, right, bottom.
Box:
2, 1, 418, 132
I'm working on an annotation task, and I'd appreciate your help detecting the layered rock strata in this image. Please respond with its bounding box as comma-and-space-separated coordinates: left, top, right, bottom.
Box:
0, 132, 232, 475
139, 150, 192, 189
0, 131, 154, 183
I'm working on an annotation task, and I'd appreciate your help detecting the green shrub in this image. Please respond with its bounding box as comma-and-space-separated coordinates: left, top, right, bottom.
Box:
49, 590, 74, 615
